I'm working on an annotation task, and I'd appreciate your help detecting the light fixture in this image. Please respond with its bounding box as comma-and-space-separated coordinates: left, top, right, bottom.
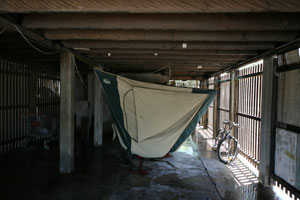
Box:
182, 43, 187, 49
107, 52, 111, 57
197, 65, 202, 69
154, 53, 158, 56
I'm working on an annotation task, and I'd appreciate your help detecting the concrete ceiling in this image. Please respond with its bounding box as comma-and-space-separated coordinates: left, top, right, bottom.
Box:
1, 0, 300, 79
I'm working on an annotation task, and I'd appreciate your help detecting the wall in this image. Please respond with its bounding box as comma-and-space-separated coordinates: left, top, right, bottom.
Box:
275, 68, 300, 190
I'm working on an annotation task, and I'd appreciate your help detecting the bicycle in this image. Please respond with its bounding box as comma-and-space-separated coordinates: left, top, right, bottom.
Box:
212, 120, 240, 164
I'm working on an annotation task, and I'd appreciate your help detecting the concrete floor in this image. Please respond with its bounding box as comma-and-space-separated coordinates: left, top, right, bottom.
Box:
0, 129, 285, 200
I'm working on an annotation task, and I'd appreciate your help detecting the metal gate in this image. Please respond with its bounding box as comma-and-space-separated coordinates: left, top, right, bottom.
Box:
0, 59, 60, 155
237, 61, 263, 169
0, 60, 29, 154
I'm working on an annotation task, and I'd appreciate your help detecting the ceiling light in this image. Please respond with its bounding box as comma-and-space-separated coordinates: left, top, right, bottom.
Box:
154, 53, 158, 56
182, 43, 187, 49
197, 65, 202, 69
107, 52, 111, 57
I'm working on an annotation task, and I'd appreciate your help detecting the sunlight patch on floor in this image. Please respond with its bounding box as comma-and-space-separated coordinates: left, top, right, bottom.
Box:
227, 159, 259, 186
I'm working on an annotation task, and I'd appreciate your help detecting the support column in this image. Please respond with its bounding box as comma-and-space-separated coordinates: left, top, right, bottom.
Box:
28, 72, 37, 113
60, 52, 75, 174
213, 76, 220, 138
259, 55, 276, 186
88, 74, 95, 142
230, 70, 239, 137
93, 68, 103, 147
201, 79, 209, 129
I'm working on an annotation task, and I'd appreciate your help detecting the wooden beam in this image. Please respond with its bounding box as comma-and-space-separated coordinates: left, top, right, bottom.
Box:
22, 13, 300, 30
43, 29, 299, 42
63, 40, 275, 50
2, 0, 300, 13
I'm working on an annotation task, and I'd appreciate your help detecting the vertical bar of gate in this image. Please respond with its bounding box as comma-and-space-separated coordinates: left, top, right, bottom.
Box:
13, 64, 16, 149
0, 61, 3, 154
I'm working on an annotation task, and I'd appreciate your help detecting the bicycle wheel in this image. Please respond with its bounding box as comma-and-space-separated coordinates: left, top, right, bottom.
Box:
217, 136, 239, 164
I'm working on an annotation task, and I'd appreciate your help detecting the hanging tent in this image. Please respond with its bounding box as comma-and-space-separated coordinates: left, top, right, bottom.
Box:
95, 69, 216, 158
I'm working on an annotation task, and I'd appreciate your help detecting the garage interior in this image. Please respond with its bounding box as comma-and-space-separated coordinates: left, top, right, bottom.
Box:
0, 1, 300, 200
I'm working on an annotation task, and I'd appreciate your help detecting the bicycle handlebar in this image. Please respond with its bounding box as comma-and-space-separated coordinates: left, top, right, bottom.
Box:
223, 120, 240, 128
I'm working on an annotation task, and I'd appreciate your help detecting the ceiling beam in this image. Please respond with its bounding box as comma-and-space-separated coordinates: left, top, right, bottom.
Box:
113, 67, 222, 72
43, 29, 299, 42
63, 40, 276, 50
2, 0, 300, 13
22, 13, 300, 31
0, 16, 101, 67
171, 76, 204, 81
0, 17, 56, 50
99, 60, 237, 65
86, 54, 250, 61
76, 49, 260, 56
97, 59, 239, 64
106, 63, 229, 69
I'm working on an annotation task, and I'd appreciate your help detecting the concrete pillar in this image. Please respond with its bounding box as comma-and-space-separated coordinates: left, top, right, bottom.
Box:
28, 72, 37, 113
201, 79, 208, 129
88, 74, 95, 142
59, 52, 75, 174
213, 76, 220, 138
259, 55, 276, 186
93, 69, 103, 147
230, 70, 238, 137
88, 69, 104, 147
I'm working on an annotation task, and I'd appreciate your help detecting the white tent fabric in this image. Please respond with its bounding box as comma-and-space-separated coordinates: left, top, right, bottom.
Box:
95, 70, 216, 158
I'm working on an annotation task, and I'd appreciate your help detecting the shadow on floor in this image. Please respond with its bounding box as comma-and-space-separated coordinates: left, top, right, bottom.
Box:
0, 129, 286, 200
